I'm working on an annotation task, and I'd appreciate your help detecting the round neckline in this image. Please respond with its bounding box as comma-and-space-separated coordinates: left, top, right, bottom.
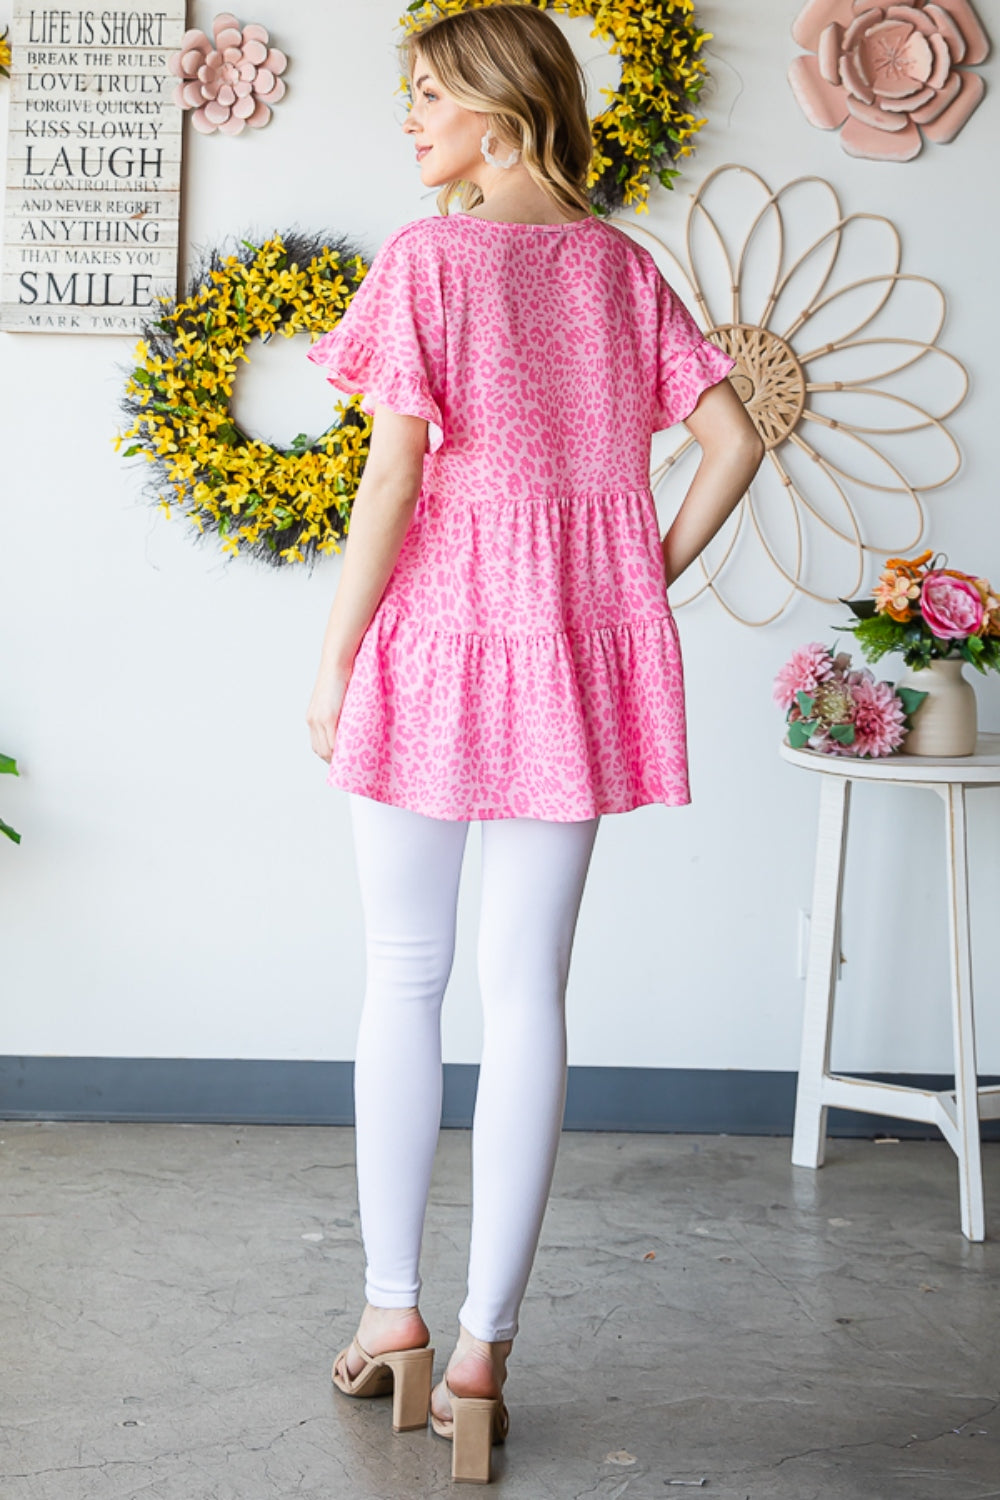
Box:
451, 210, 593, 231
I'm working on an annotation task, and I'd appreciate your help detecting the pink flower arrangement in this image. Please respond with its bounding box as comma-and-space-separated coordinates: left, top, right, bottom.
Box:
840, 551, 1000, 674
774, 644, 925, 756
788, 0, 988, 162
169, 13, 287, 135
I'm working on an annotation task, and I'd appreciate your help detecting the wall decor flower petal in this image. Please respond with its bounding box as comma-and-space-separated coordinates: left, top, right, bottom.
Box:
169, 12, 288, 134
789, 0, 988, 160
628, 163, 968, 626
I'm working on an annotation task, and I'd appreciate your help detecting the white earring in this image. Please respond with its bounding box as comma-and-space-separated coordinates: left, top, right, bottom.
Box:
481, 129, 520, 169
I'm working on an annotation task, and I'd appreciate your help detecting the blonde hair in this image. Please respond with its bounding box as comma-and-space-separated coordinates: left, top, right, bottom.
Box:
397, 3, 593, 218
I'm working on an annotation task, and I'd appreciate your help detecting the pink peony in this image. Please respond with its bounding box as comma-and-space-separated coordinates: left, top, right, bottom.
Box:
773, 642, 835, 710
920, 570, 984, 639
788, 0, 988, 162
850, 677, 908, 756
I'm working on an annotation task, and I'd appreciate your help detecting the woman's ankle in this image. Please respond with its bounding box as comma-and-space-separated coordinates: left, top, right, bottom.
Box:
357, 1302, 429, 1353
445, 1325, 513, 1397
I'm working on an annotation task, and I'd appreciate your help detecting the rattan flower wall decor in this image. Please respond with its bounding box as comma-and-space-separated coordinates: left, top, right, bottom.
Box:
399, 0, 713, 214
170, 13, 287, 134
630, 163, 967, 626
789, 0, 989, 162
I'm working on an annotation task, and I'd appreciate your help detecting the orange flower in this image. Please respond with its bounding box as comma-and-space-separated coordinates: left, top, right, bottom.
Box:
884, 549, 934, 577
967, 575, 1000, 637
873, 568, 920, 621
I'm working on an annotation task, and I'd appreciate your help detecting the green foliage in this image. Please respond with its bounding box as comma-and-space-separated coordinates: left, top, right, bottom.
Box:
787, 719, 818, 749
1, 751, 20, 845
961, 633, 1000, 675
840, 596, 878, 620
829, 723, 856, 745
844, 612, 909, 662
896, 687, 928, 719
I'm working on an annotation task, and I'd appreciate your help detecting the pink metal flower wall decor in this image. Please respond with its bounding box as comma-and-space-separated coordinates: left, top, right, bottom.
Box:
169, 13, 287, 135
788, 0, 989, 161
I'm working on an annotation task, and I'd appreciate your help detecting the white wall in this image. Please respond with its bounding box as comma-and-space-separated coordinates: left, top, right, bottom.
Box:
2, 0, 998, 1076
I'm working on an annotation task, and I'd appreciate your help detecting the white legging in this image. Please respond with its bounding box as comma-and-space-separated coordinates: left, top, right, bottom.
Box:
348, 793, 600, 1342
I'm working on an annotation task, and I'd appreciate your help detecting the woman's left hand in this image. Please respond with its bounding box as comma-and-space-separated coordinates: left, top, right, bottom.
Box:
306, 666, 353, 761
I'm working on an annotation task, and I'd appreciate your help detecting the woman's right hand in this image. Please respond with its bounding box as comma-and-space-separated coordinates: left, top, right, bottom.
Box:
306, 665, 353, 762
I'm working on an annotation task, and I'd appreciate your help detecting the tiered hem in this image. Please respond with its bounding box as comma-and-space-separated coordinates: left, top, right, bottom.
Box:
327, 605, 691, 821
306, 330, 444, 453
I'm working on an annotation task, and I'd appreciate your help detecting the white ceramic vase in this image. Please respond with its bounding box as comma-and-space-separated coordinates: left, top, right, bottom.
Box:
896, 657, 978, 756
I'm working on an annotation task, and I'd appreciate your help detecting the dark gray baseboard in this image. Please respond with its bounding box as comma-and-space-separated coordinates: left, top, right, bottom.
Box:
2, 1057, 998, 1139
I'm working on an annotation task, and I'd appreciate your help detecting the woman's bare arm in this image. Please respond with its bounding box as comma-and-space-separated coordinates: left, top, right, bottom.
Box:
306, 405, 428, 760
660, 378, 764, 589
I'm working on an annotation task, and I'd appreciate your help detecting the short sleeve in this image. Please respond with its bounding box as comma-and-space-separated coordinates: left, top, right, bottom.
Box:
306, 223, 446, 454
652, 270, 735, 431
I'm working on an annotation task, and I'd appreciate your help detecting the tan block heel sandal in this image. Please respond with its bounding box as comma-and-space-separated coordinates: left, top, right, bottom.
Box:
430, 1379, 510, 1484
331, 1338, 434, 1432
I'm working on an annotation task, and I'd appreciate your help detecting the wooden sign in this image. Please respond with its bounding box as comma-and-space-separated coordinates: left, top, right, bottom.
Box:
2, 3, 186, 333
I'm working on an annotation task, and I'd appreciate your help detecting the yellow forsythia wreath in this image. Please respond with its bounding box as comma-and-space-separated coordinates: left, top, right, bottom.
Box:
400, 0, 713, 213
117, 231, 375, 566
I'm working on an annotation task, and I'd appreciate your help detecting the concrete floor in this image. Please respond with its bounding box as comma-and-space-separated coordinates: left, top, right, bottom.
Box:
1, 1123, 998, 1500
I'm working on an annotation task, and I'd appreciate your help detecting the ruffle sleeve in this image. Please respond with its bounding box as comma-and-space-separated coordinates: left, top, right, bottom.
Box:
307, 222, 446, 454
651, 269, 735, 432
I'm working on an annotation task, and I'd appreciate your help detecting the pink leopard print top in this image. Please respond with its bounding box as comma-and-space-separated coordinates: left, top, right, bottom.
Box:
307, 211, 735, 820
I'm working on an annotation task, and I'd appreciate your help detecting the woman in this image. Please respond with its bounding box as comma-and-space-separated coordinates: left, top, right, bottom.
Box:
306, 3, 763, 1483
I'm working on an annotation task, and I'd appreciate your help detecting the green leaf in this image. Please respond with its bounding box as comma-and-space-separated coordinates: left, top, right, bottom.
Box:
787, 719, 818, 749
897, 687, 928, 718
0, 754, 18, 776
0, 816, 21, 844
830, 723, 856, 745
840, 597, 877, 619
795, 691, 815, 718
131, 368, 151, 385
123, 444, 142, 457
240, 238, 261, 253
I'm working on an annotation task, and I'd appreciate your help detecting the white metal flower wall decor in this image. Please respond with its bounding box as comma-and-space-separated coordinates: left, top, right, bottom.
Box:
169, 13, 287, 134
629, 163, 967, 626
788, 0, 989, 162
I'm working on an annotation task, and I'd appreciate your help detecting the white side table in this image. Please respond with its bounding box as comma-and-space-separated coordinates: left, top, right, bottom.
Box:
780, 732, 1000, 1241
